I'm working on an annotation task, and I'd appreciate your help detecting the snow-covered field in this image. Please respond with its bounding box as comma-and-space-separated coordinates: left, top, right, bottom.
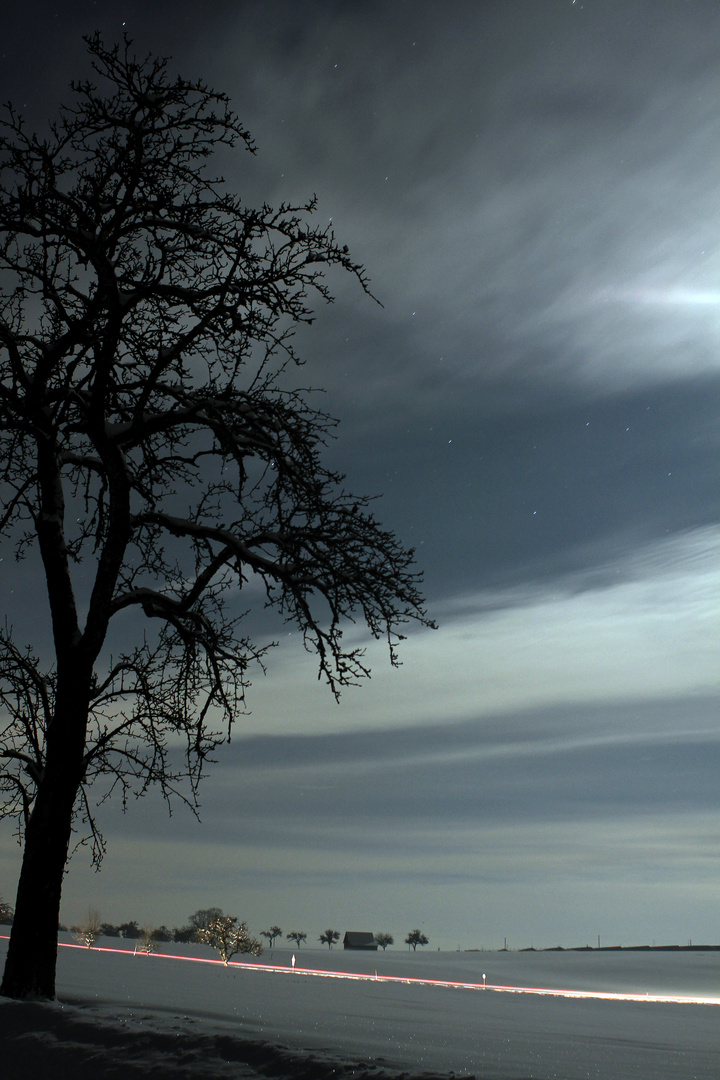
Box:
1, 935, 718, 1079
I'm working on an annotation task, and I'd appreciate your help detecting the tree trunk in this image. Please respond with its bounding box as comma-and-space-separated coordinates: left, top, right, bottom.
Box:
0, 775, 78, 998
1, 678, 88, 1000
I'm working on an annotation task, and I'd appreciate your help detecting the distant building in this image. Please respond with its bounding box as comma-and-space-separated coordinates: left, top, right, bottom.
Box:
343, 931, 378, 950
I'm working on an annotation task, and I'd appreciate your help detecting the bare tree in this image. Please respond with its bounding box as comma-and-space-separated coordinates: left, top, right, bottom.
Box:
0, 897, 13, 925
286, 931, 307, 948
196, 913, 261, 966
0, 36, 431, 1000
318, 928, 340, 949
137, 925, 157, 953
260, 925, 282, 948
71, 907, 101, 947
405, 929, 429, 952
374, 932, 394, 950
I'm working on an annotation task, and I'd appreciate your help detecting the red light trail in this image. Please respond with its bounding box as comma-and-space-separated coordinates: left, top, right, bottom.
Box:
3, 936, 715, 1007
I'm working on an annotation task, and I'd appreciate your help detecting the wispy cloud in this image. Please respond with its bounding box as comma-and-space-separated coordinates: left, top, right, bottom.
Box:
216, 3, 720, 415
242, 526, 719, 737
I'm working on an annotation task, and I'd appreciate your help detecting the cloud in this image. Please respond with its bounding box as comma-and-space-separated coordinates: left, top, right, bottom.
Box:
8, 4, 720, 417
50, 721, 717, 946
191, 717, 719, 850
240, 526, 720, 737
205, 1, 720, 417
57, 523, 715, 938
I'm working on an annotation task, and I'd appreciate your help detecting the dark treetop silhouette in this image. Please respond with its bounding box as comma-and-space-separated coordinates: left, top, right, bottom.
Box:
0, 36, 432, 1000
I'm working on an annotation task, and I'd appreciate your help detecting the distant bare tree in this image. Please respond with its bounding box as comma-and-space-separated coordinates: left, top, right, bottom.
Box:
318, 929, 340, 949
0, 35, 431, 1000
374, 932, 394, 950
260, 925, 282, 948
286, 931, 307, 948
72, 907, 101, 948
196, 914, 262, 966
405, 929, 429, 952
137, 925, 157, 953
0, 896, 14, 925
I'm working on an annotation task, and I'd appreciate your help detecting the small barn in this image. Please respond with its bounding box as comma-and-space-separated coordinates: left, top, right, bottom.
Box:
343, 931, 377, 951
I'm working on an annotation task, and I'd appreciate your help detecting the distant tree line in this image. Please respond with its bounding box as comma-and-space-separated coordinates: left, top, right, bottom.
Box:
30, 905, 428, 954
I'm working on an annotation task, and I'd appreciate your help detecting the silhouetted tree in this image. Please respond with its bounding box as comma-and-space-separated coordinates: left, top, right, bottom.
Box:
0, 35, 431, 1000
118, 921, 141, 939
189, 908, 224, 934
374, 932, 393, 950
0, 897, 13, 925
260, 925, 282, 948
173, 924, 197, 944
196, 913, 262, 966
405, 929, 429, 951
318, 929, 340, 949
286, 931, 307, 948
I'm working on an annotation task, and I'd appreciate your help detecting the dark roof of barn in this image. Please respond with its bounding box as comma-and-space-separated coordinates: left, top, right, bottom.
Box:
343, 931, 377, 949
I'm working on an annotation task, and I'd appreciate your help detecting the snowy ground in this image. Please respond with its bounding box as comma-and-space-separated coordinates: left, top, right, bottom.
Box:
1, 935, 718, 1079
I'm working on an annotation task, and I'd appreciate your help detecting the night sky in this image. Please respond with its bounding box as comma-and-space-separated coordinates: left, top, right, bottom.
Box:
1, 1, 718, 950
